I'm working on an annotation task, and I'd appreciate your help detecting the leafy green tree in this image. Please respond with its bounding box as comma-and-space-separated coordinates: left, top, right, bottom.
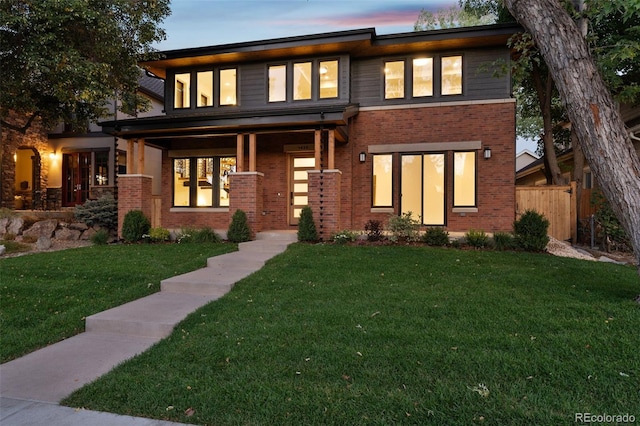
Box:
0, 0, 170, 133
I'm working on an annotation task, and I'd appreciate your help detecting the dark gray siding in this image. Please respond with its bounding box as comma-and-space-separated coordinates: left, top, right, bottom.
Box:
239, 63, 265, 108
351, 47, 512, 107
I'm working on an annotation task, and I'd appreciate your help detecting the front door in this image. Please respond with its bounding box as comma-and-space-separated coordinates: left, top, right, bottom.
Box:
289, 154, 315, 225
62, 152, 91, 206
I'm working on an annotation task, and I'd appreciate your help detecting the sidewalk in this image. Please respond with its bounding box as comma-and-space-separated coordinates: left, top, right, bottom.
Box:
0, 232, 296, 426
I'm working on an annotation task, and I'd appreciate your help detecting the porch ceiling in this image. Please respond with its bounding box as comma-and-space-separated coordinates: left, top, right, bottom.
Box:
100, 104, 358, 143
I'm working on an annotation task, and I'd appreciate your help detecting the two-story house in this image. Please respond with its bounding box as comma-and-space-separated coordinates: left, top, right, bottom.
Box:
102, 24, 520, 239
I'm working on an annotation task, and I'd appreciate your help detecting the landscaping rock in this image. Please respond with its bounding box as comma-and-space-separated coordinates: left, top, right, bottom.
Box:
0, 245, 5, 255
36, 236, 52, 250
0, 217, 8, 235
55, 227, 81, 241
69, 222, 89, 231
7, 217, 24, 235
23, 219, 58, 240
80, 227, 97, 241
598, 256, 626, 265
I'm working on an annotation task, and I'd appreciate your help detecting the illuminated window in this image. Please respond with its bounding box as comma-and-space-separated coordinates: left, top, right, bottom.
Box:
294, 62, 312, 100
197, 71, 213, 107
174, 73, 190, 108
372, 154, 393, 207
219, 68, 237, 105
453, 152, 476, 207
268, 65, 287, 102
413, 58, 433, 97
385, 61, 405, 99
94, 151, 109, 186
173, 157, 236, 207
401, 153, 445, 225
442, 56, 462, 95
319, 60, 338, 98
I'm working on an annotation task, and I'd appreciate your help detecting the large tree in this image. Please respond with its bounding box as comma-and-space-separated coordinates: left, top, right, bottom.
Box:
0, 0, 171, 133
504, 0, 640, 279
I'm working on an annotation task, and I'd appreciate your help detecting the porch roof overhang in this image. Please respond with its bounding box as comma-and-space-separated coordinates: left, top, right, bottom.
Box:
100, 103, 358, 143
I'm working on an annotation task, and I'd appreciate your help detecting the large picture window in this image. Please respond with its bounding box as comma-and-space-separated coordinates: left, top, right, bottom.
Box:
372, 154, 393, 207
401, 153, 445, 226
453, 151, 476, 207
173, 157, 236, 207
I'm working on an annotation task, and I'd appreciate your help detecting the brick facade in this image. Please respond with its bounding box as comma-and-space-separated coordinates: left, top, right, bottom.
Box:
228, 172, 264, 239
308, 170, 341, 239
117, 175, 153, 238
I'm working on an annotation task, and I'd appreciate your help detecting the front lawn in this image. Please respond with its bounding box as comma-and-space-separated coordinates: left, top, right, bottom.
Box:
62, 244, 639, 425
0, 243, 236, 362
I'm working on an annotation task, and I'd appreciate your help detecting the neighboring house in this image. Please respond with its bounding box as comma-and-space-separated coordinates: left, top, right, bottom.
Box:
101, 24, 521, 238
516, 149, 539, 173
2, 74, 164, 210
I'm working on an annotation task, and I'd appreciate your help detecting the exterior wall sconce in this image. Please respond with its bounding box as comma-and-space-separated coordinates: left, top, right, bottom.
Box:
359, 152, 366, 163
49, 151, 57, 159
483, 147, 492, 159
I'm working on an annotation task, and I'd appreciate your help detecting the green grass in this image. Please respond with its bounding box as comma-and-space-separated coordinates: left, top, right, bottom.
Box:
62, 245, 640, 425
0, 243, 236, 362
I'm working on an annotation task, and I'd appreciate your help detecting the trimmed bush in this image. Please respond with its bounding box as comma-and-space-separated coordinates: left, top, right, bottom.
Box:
465, 229, 490, 248
364, 220, 383, 242
297, 206, 318, 242
493, 231, 516, 251
74, 196, 118, 231
513, 210, 550, 252
149, 227, 170, 243
193, 227, 221, 243
227, 209, 251, 243
121, 210, 151, 243
422, 227, 450, 246
331, 230, 359, 245
91, 229, 109, 245
388, 212, 420, 242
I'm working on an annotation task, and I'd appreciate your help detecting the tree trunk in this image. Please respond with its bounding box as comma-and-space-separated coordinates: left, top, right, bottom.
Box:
571, 127, 585, 221
505, 0, 640, 280
532, 67, 564, 184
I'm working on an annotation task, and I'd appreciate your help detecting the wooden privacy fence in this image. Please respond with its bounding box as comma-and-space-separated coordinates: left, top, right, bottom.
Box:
515, 182, 577, 243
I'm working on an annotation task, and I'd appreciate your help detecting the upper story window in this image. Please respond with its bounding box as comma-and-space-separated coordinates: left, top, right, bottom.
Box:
219, 68, 237, 106
384, 61, 405, 99
442, 56, 463, 95
319, 60, 338, 99
269, 65, 287, 103
294, 62, 312, 100
174, 73, 191, 108
197, 71, 213, 107
412, 58, 433, 97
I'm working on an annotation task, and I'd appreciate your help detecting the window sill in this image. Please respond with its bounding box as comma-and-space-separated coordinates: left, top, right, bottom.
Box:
170, 207, 229, 213
371, 207, 394, 214
452, 207, 478, 213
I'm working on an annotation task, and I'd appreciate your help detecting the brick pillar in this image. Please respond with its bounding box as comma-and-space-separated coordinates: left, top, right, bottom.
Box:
118, 174, 153, 238
229, 172, 263, 239
308, 170, 341, 240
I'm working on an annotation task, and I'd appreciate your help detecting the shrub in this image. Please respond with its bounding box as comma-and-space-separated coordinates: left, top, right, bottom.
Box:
388, 212, 420, 242
297, 206, 318, 242
332, 230, 359, 245
364, 220, 384, 242
591, 190, 630, 251
493, 231, 516, 251
513, 210, 550, 252
0, 208, 16, 219
465, 229, 490, 248
74, 196, 118, 231
91, 229, 109, 245
121, 210, 151, 243
422, 227, 450, 246
227, 209, 251, 243
192, 227, 221, 243
149, 227, 170, 243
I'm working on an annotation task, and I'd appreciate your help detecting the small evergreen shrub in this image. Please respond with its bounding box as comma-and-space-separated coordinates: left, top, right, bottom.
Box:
74, 195, 118, 231
364, 220, 383, 242
91, 229, 109, 245
332, 230, 359, 245
465, 229, 490, 248
193, 227, 221, 243
297, 206, 318, 242
388, 212, 420, 242
493, 231, 516, 251
227, 209, 251, 243
422, 227, 450, 246
149, 227, 170, 243
121, 210, 151, 243
513, 210, 550, 252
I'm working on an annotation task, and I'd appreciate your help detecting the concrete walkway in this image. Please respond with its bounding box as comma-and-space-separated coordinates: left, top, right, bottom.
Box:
0, 232, 296, 426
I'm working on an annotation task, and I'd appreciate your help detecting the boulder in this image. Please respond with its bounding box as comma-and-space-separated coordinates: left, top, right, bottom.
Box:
80, 227, 97, 241
69, 222, 89, 231
36, 236, 52, 250
55, 227, 81, 241
7, 217, 24, 235
23, 219, 58, 240
0, 245, 5, 255
0, 218, 8, 236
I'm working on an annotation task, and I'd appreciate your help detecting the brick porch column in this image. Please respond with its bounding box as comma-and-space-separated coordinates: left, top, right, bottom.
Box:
229, 172, 264, 239
118, 174, 153, 238
308, 169, 341, 240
